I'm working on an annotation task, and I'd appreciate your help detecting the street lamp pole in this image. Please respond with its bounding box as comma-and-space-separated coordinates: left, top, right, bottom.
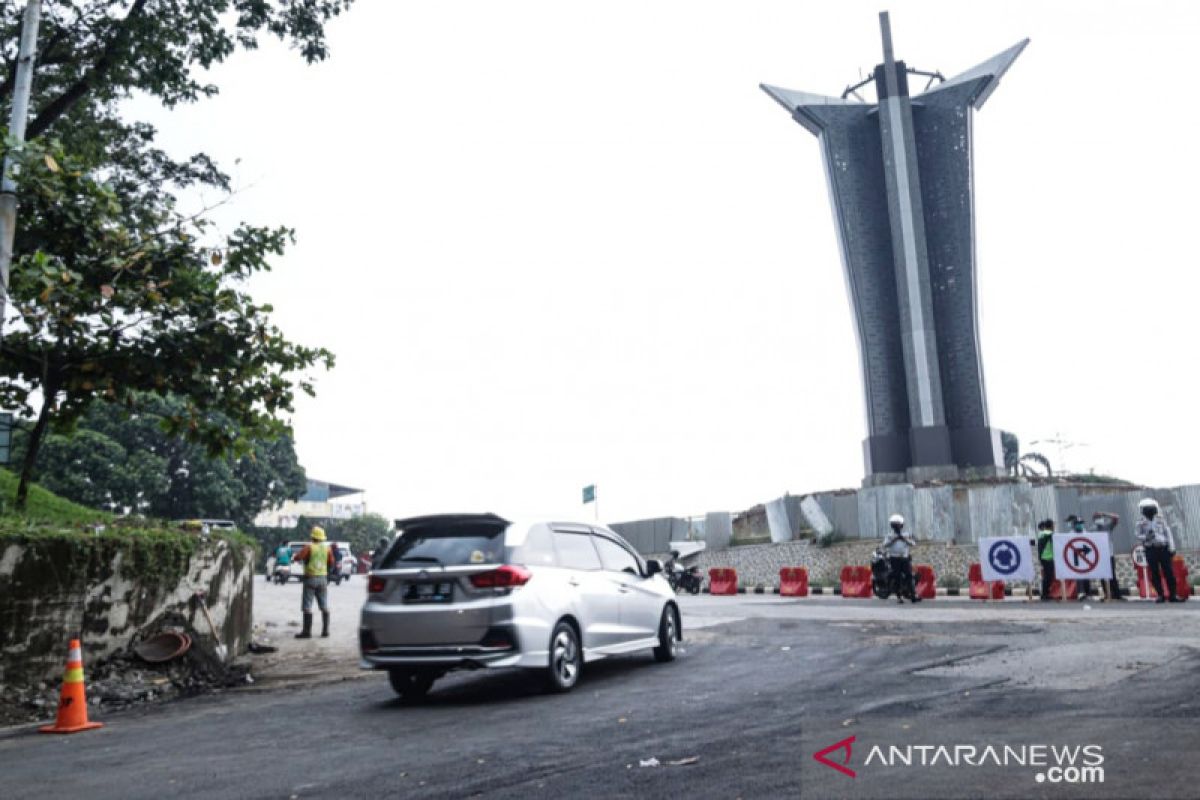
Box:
0, 0, 43, 341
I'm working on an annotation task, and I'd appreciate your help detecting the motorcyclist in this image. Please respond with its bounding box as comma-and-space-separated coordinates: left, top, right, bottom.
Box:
882, 514, 919, 603
271, 540, 292, 583
663, 550, 684, 591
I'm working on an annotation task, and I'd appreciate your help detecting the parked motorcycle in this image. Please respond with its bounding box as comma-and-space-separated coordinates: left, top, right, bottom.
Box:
870, 548, 916, 601
272, 564, 290, 585
665, 554, 702, 595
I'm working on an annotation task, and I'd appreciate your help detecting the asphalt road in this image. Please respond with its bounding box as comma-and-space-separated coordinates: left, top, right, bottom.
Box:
2, 595, 1198, 800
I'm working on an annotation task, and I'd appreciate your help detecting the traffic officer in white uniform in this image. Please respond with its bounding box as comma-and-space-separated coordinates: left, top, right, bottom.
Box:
1135, 498, 1181, 603
882, 514, 920, 603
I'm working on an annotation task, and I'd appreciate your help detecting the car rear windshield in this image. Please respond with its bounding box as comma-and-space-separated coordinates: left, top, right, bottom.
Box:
380, 520, 507, 568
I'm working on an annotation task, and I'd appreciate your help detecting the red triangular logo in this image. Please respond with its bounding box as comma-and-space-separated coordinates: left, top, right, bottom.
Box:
813, 735, 857, 778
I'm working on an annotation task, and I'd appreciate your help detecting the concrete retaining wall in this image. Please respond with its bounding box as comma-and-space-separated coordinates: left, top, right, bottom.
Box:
0, 536, 254, 684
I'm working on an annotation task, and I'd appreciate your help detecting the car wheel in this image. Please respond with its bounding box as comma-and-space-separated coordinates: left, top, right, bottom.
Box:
388, 669, 437, 702
653, 607, 678, 663
689, 582, 700, 595
546, 621, 581, 693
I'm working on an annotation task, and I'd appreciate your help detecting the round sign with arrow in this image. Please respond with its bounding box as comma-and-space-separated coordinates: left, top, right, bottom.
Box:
1061, 536, 1099, 575
988, 540, 1022, 576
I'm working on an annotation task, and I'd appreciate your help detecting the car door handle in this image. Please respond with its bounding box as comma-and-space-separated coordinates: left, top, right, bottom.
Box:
618, 586, 630, 594
568, 578, 580, 587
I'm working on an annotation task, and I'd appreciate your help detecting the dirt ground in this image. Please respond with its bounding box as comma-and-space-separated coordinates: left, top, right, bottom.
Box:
247, 572, 371, 687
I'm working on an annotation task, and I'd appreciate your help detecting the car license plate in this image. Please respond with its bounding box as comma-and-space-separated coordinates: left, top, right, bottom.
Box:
403, 582, 453, 603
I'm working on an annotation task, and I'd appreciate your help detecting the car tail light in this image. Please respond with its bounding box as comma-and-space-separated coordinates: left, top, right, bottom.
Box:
367, 575, 386, 593
469, 565, 532, 589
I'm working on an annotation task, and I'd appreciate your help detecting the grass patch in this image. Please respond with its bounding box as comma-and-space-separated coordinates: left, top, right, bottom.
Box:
0, 468, 112, 524
0, 468, 258, 576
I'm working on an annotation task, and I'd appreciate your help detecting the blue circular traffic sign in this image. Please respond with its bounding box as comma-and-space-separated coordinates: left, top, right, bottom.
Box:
988, 540, 1021, 576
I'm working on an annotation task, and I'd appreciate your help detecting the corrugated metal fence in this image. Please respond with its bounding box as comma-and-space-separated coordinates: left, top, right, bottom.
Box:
612, 482, 1200, 554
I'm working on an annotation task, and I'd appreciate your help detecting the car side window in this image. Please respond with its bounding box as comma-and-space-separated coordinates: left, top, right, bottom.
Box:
592, 535, 641, 576
552, 531, 602, 571
509, 525, 557, 566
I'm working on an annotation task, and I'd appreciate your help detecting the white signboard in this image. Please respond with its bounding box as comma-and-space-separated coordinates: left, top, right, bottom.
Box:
1052, 532, 1113, 580
979, 536, 1034, 582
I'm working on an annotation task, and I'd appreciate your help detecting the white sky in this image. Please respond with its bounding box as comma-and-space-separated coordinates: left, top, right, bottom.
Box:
134, 0, 1200, 524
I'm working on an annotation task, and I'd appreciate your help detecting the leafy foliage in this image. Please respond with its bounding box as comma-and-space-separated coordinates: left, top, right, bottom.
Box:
0, 1, 354, 507
247, 511, 391, 557
332, 512, 392, 554
10, 394, 308, 524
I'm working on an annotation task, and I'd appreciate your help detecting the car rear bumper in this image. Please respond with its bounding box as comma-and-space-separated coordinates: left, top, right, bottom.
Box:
358, 622, 529, 671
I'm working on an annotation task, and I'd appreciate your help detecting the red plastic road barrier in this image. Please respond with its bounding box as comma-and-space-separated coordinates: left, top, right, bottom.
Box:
967, 563, 1004, 600
708, 568, 738, 596
1048, 579, 1078, 600
915, 565, 936, 600
839, 566, 872, 598
1136, 556, 1192, 599
779, 567, 809, 597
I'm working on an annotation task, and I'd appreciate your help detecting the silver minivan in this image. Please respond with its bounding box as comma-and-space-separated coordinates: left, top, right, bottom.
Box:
359, 514, 680, 699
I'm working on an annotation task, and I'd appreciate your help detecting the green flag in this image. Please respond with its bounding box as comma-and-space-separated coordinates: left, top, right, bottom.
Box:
582, 484, 596, 504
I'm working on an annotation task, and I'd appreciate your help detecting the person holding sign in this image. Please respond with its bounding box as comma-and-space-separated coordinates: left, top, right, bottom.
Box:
1036, 519, 1057, 601
1135, 498, 1181, 603
1065, 515, 1092, 600
1092, 511, 1124, 601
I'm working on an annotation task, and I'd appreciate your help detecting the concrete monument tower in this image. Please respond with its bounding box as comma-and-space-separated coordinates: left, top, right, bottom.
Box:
762, 12, 1027, 485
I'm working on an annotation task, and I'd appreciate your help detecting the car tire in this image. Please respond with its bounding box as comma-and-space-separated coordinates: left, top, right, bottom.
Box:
388, 669, 437, 702
689, 582, 700, 595
653, 606, 678, 663
546, 621, 581, 693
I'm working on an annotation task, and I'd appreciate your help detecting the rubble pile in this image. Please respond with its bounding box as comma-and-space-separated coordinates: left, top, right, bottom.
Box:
0, 621, 252, 728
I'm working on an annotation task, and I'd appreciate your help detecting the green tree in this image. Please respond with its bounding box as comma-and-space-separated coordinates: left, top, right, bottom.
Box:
13, 393, 308, 524
335, 513, 392, 555
27, 427, 167, 511
0, 2, 354, 508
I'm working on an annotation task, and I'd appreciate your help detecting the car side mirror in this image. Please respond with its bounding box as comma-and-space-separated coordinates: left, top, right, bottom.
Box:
645, 559, 662, 576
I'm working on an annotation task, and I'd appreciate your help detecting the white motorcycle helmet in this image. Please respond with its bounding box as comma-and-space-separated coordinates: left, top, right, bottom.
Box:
1138, 498, 1158, 511
888, 514, 905, 526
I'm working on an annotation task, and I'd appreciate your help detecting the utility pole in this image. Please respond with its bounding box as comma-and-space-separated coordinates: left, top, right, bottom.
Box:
0, 0, 43, 341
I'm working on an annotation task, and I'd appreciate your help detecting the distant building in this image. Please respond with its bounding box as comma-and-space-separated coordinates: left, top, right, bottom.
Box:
254, 478, 367, 528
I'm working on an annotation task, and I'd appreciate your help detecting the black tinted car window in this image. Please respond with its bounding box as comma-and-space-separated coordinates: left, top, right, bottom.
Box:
381, 522, 505, 568
508, 525, 557, 567
553, 531, 602, 571
593, 536, 641, 575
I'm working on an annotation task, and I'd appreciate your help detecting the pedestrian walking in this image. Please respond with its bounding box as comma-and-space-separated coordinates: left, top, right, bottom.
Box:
293, 526, 337, 638
1036, 519, 1057, 601
882, 514, 919, 603
1135, 498, 1181, 603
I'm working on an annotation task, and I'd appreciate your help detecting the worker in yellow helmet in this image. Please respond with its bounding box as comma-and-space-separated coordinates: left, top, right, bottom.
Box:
293, 526, 336, 638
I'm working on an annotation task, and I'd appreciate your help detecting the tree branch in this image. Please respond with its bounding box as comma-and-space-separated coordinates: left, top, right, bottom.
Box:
26, 0, 148, 140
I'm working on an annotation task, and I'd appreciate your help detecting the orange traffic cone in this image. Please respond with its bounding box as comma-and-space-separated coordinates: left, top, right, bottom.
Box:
39, 638, 104, 734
